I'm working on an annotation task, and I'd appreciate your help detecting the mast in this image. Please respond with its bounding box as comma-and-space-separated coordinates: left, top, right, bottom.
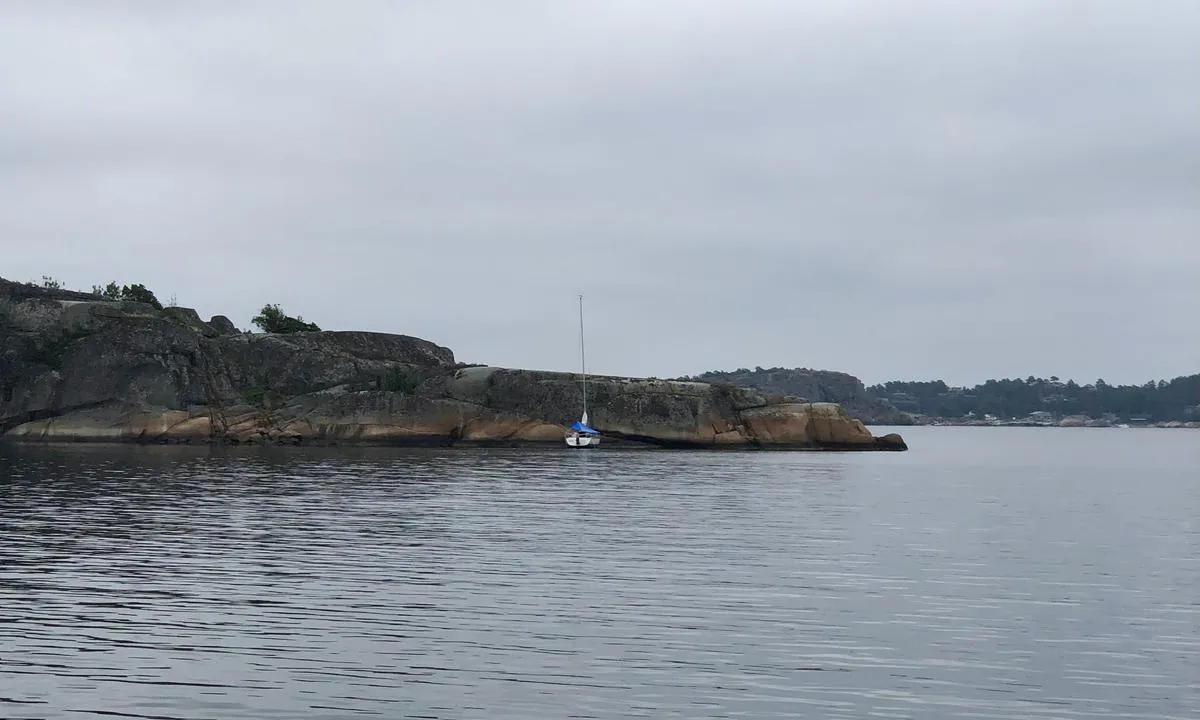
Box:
578, 294, 587, 421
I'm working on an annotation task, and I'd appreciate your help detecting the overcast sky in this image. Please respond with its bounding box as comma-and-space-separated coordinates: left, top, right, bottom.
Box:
1, 1, 1197, 386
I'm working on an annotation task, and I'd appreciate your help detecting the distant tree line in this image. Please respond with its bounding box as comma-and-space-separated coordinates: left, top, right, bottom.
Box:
689, 365, 1200, 424
870, 375, 1200, 422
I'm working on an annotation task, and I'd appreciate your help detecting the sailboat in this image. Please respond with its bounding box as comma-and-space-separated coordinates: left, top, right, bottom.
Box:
565, 294, 601, 448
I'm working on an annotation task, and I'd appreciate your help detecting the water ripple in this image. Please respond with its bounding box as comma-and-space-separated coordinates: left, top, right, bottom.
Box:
1, 431, 1198, 718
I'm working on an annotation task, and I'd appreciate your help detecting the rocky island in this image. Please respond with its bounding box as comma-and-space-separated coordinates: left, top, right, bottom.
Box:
0, 278, 906, 450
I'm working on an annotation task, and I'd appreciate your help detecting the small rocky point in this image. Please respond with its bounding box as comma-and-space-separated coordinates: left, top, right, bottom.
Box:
0, 278, 907, 451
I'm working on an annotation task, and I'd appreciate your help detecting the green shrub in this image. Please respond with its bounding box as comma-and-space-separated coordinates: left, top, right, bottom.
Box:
251, 304, 321, 334
27, 326, 91, 370
122, 283, 162, 308
93, 282, 121, 300
383, 366, 419, 393
91, 281, 163, 309
242, 385, 283, 409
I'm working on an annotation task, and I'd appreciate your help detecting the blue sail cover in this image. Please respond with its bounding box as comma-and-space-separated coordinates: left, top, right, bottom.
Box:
571, 421, 600, 434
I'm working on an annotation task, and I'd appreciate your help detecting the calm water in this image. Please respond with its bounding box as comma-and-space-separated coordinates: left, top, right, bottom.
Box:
1, 428, 1197, 719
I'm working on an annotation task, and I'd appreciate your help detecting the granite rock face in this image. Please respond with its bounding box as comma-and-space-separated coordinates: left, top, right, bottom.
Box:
0, 279, 906, 450
684, 367, 914, 425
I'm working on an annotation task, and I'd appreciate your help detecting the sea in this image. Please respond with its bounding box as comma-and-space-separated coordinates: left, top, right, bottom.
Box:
1, 427, 1197, 719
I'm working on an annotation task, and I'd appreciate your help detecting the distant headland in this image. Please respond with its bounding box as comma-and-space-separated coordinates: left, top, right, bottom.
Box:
0, 276, 906, 450
686, 368, 1200, 429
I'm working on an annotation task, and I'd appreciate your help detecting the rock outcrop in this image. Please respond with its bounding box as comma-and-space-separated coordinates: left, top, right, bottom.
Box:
683, 367, 915, 425
0, 279, 906, 450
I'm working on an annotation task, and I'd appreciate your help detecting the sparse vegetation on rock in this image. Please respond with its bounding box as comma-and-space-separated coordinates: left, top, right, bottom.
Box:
91, 281, 164, 309
251, 304, 321, 334
27, 326, 92, 371
382, 366, 420, 393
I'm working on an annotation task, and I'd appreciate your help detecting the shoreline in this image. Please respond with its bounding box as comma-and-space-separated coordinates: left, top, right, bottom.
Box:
1, 278, 914, 451
0, 434, 909, 451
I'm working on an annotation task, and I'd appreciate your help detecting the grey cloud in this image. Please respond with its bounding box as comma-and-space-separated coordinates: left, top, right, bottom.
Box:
1, 0, 1197, 386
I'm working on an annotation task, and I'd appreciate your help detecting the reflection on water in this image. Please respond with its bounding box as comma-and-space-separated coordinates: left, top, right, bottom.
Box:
1, 430, 1198, 719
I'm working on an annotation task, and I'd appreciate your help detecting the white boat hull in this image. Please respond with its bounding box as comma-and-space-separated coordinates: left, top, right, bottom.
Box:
565, 434, 600, 448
